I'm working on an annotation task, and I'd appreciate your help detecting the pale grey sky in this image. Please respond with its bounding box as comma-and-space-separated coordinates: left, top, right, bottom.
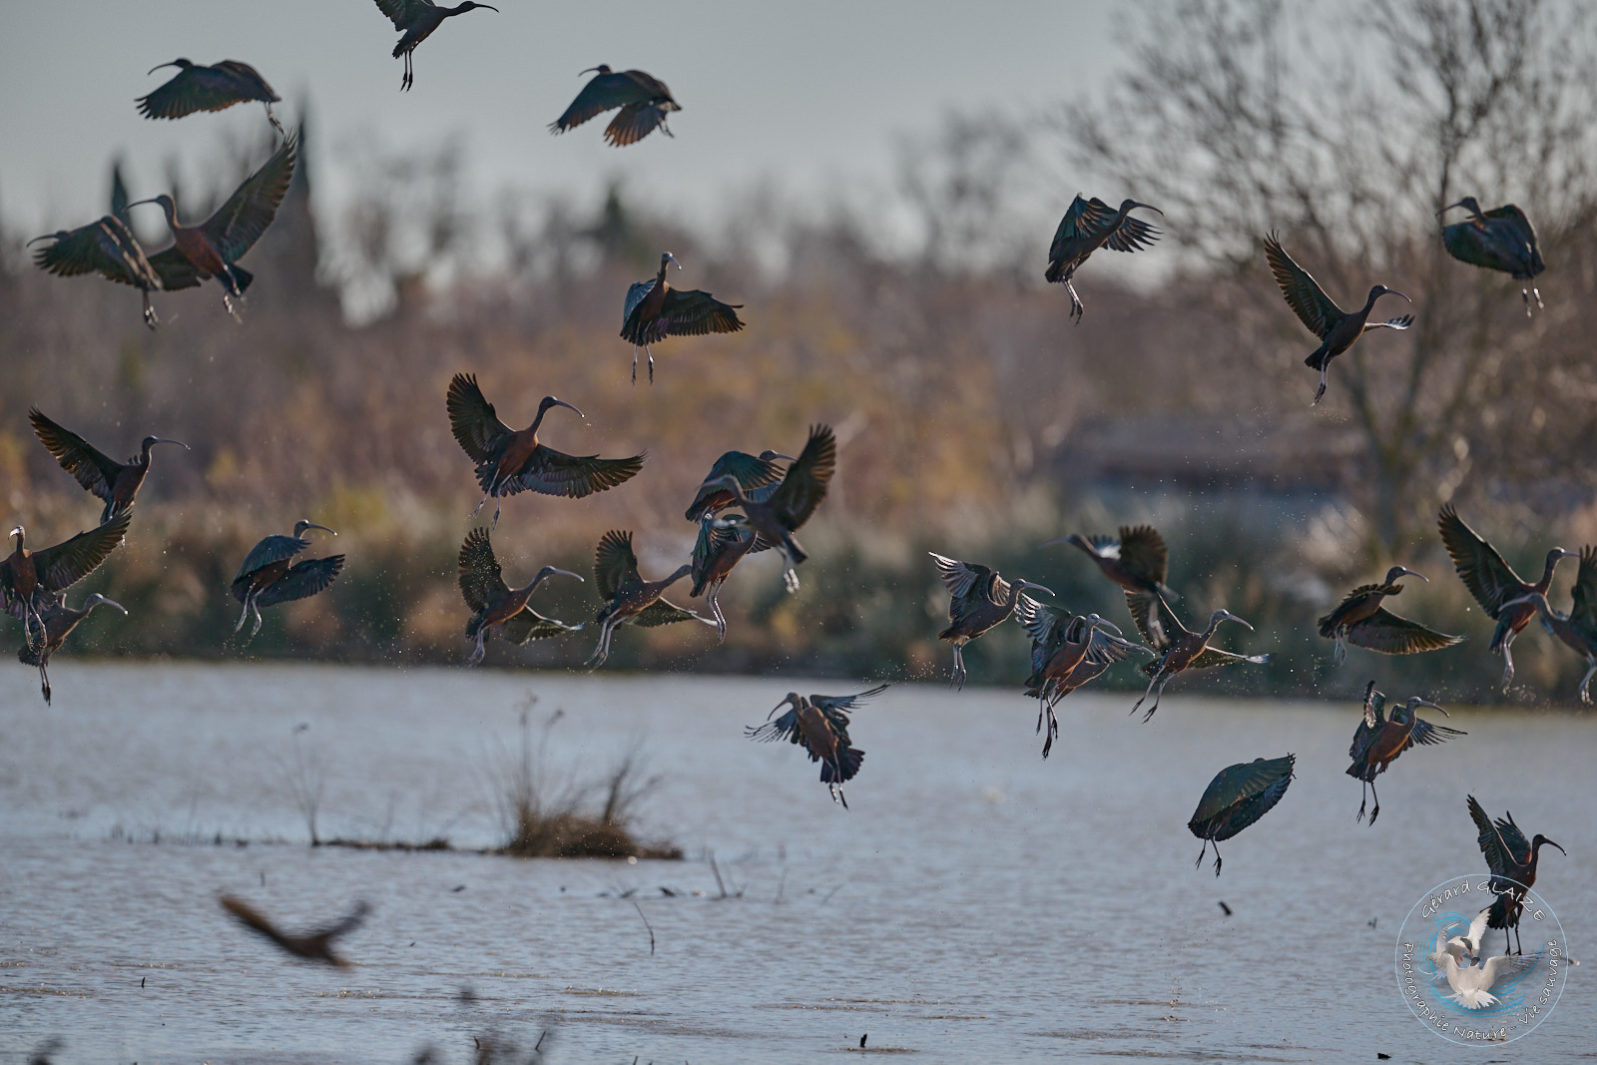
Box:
1, 1, 1126, 243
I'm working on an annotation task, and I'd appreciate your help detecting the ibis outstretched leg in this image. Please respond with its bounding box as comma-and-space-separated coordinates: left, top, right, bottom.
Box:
1332, 633, 1347, 666
1367, 782, 1381, 827
1500, 635, 1518, 689
1356, 782, 1369, 823
235, 593, 254, 633
949, 642, 967, 690
1132, 668, 1170, 722
1578, 662, 1596, 704
586, 619, 617, 668
1312, 361, 1330, 407
37, 660, 51, 706
265, 104, 285, 138
469, 631, 487, 665
1065, 278, 1084, 324
1194, 838, 1221, 876
707, 584, 727, 642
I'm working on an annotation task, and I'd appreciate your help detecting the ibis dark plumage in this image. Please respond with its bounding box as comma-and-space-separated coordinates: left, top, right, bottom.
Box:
1044, 195, 1162, 323
683, 449, 791, 522
1467, 796, 1565, 954
220, 895, 370, 967
1127, 596, 1268, 721
689, 512, 765, 642
373, 0, 498, 91
1440, 197, 1545, 314
230, 520, 344, 638
1188, 755, 1295, 876
1438, 504, 1572, 688
457, 528, 582, 665
29, 408, 188, 525
1017, 602, 1148, 757
1345, 681, 1463, 825
1316, 565, 1461, 664
698, 424, 835, 594
746, 685, 888, 808
1263, 232, 1414, 405
550, 65, 681, 146
929, 553, 1053, 690
446, 374, 644, 527
137, 59, 283, 135
27, 215, 164, 328
1048, 525, 1173, 641
587, 530, 711, 668
620, 252, 745, 384
17, 593, 126, 706
2, 515, 130, 650
127, 135, 298, 319
1500, 545, 1597, 703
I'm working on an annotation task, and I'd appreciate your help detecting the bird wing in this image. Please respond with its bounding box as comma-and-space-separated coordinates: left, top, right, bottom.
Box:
31, 512, 131, 594
1467, 795, 1522, 884
768, 424, 837, 530
30, 217, 161, 289
1362, 314, 1414, 332
1117, 524, 1168, 584
219, 894, 280, 939
1124, 590, 1183, 651
810, 684, 890, 716
374, 0, 434, 29
147, 246, 201, 291
232, 533, 310, 584
1568, 546, 1597, 637
657, 289, 745, 337
685, 450, 786, 519
28, 408, 123, 502
1047, 195, 1107, 260
622, 279, 655, 325
505, 446, 645, 499
1103, 213, 1161, 253
745, 707, 800, 744
136, 63, 276, 120
200, 134, 297, 261
1263, 232, 1341, 337
253, 555, 344, 608
1188, 646, 1272, 670
928, 553, 990, 600
1438, 505, 1525, 616
1189, 754, 1295, 837
1018, 600, 1071, 646
1484, 204, 1542, 268
444, 373, 514, 464
549, 71, 643, 132
1403, 713, 1466, 748
1084, 627, 1152, 666
1440, 218, 1512, 271
311, 899, 371, 941
633, 597, 711, 628
1347, 608, 1464, 654
604, 101, 671, 147
497, 608, 583, 644
456, 528, 506, 613
593, 530, 639, 600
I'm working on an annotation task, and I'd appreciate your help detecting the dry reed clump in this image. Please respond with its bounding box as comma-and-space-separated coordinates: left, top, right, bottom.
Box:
489, 703, 680, 861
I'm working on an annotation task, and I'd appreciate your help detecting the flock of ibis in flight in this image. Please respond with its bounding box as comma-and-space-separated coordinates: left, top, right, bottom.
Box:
3, 6, 1574, 956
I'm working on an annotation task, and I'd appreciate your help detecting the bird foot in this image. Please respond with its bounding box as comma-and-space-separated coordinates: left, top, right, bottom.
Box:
1368, 804, 1380, 827
782, 568, 800, 594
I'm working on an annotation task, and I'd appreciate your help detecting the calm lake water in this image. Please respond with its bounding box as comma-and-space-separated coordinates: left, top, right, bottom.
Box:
1, 662, 1593, 1063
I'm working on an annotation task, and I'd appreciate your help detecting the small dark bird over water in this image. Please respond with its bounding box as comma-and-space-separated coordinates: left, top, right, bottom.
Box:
1048, 524, 1174, 642
137, 59, 283, 135
683, 449, 791, 522
220, 894, 370, 967
372, 0, 498, 91
620, 252, 745, 384
929, 552, 1053, 690
1498, 545, 1597, 704
446, 373, 643, 527
1127, 596, 1268, 721
127, 135, 298, 319
1316, 565, 1461, 665
1018, 603, 1148, 757
587, 530, 711, 668
29, 408, 188, 525
1345, 681, 1463, 825
1467, 796, 1565, 954
689, 512, 766, 641
27, 215, 164, 328
2, 515, 130, 650
1438, 504, 1572, 689
230, 520, 344, 638
457, 528, 583, 664
746, 685, 888, 809
1262, 232, 1413, 405
1045, 195, 1163, 323
550, 65, 681, 146
697, 425, 836, 594
1188, 755, 1295, 876
1439, 197, 1545, 314
18, 593, 126, 706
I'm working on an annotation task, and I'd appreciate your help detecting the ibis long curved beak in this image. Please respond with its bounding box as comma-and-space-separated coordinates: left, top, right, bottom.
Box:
1387, 290, 1413, 303
1438, 200, 1469, 215
25, 233, 56, 247
1020, 580, 1055, 597
146, 61, 180, 76
152, 437, 190, 450
1414, 699, 1448, 716
304, 522, 336, 536
762, 451, 796, 463
125, 198, 161, 210
539, 567, 583, 585
1397, 567, 1429, 582
94, 595, 130, 615
1129, 201, 1165, 215
551, 398, 584, 419
1544, 838, 1567, 856
1221, 612, 1254, 630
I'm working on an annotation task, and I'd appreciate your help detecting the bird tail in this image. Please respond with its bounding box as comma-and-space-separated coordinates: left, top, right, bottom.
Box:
226, 264, 254, 297
822, 747, 864, 784
785, 537, 808, 565
1044, 262, 1064, 284
1304, 349, 1328, 370
1315, 613, 1336, 638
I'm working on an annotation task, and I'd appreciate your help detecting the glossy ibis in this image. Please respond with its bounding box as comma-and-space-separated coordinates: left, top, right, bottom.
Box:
587, 530, 711, 668
1500, 545, 1597, 703
1045, 195, 1162, 323
1047, 524, 1173, 641
446, 374, 644, 527
689, 512, 766, 642
1017, 602, 1147, 757
29, 408, 188, 525
1440, 197, 1545, 315
17, 593, 126, 707
373, 0, 498, 91
1467, 795, 1565, 954
683, 449, 791, 522
928, 552, 1052, 690
457, 528, 582, 665
1345, 682, 1463, 825
1438, 504, 1572, 688
27, 215, 164, 328
697, 424, 835, 594
1317, 565, 1461, 665
620, 252, 745, 384
230, 520, 344, 638
745, 684, 888, 809
1188, 754, 1295, 876
2, 514, 130, 649
137, 59, 283, 135
549, 65, 681, 146
1263, 232, 1414, 405
127, 135, 298, 319
1127, 596, 1268, 721
219, 895, 369, 967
